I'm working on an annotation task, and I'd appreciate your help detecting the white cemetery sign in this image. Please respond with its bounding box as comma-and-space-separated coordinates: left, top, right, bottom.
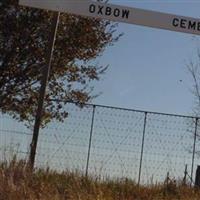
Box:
19, 0, 200, 36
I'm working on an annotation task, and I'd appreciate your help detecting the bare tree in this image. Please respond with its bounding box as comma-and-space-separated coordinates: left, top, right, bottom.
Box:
187, 48, 200, 116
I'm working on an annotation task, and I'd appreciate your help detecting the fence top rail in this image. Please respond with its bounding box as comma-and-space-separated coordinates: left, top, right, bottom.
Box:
50, 99, 200, 120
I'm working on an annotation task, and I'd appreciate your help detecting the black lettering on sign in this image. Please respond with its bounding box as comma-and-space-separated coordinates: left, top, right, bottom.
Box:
188, 21, 196, 30
88, 4, 130, 20
180, 19, 187, 29
114, 8, 120, 17
122, 9, 130, 19
98, 5, 103, 15
198, 22, 200, 31
89, 4, 95, 13
105, 6, 112, 16
172, 18, 179, 27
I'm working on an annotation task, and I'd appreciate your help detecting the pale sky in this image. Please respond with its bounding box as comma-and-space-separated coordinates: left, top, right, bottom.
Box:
2, 1, 199, 180
92, 0, 200, 116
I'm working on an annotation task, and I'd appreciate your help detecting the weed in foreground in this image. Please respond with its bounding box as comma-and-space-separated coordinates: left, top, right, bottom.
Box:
1, 159, 200, 200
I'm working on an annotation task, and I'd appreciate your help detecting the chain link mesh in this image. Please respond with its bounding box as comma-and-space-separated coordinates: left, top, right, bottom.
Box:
0, 102, 199, 184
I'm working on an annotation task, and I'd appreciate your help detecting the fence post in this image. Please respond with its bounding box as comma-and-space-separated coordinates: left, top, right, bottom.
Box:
191, 117, 198, 185
138, 112, 147, 186
85, 105, 96, 177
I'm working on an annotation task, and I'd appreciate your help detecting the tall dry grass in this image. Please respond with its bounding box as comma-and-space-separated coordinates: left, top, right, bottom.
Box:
1, 158, 200, 200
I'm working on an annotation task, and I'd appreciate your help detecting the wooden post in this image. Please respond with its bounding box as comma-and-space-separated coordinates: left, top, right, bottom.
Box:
195, 165, 200, 187
183, 164, 188, 185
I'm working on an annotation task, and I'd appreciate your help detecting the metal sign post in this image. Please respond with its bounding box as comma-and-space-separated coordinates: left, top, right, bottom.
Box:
29, 12, 60, 170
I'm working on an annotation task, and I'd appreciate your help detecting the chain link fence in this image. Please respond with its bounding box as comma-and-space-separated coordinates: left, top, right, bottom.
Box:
0, 102, 200, 185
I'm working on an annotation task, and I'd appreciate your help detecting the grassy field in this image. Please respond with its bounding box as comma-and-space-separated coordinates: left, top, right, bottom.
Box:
1, 159, 200, 200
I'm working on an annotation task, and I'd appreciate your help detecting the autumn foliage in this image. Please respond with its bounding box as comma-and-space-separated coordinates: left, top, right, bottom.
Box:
0, 0, 121, 126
